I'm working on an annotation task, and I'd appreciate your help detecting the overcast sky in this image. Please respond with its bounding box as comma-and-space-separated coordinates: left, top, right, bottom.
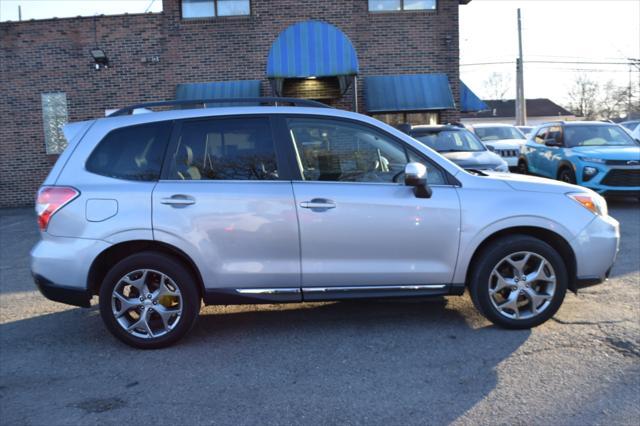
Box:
2, 0, 639, 106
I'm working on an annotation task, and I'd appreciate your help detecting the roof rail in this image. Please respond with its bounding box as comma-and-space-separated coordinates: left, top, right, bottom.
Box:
108, 97, 331, 117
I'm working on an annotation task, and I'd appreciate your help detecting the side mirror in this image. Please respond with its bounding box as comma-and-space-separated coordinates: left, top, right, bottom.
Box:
486, 145, 496, 152
404, 162, 432, 199
544, 138, 561, 147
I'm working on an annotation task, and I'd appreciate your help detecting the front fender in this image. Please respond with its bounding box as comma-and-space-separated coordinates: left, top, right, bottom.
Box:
452, 215, 579, 284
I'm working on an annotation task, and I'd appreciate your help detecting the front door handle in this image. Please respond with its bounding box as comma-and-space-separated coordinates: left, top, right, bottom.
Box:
160, 195, 196, 206
299, 198, 336, 210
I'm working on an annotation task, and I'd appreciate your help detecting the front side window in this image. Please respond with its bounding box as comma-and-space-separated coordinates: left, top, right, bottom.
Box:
368, 0, 436, 12
182, 0, 249, 18
86, 121, 172, 181
475, 126, 526, 142
564, 125, 639, 148
534, 127, 548, 144
287, 117, 445, 184
167, 117, 278, 180
41, 93, 69, 154
546, 126, 563, 145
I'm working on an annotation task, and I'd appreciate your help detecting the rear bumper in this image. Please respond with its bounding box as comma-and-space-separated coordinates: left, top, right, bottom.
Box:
33, 274, 91, 307
30, 235, 110, 293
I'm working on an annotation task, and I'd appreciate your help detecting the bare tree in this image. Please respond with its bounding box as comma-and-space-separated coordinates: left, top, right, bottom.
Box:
482, 72, 512, 100
598, 80, 629, 120
567, 75, 599, 120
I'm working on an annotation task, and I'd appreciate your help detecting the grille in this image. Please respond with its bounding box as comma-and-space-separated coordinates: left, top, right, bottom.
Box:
604, 159, 640, 166
601, 169, 640, 187
496, 149, 518, 158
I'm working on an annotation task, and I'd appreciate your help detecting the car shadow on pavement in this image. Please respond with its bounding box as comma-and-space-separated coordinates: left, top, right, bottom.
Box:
0, 297, 531, 425
606, 199, 640, 278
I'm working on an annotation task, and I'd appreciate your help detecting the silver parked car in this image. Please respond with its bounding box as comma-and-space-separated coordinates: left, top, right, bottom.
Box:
32, 98, 620, 348
404, 125, 509, 172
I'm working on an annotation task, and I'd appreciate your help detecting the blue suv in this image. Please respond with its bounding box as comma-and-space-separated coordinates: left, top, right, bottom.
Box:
519, 122, 640, 198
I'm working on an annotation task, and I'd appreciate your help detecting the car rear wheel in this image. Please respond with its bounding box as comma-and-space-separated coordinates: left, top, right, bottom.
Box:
469, 235, 568, 329
99, 252, 200, 349
558, 167, 576, 184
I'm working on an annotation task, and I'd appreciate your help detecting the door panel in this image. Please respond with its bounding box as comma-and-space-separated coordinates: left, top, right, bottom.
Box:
153, 115, 300, 292
292, 182, 461, 287
153, 181, 300, 290
537, 126, 563, 176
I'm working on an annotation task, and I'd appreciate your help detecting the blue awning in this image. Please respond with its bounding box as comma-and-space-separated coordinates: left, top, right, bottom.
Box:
175, 80, 261, 101
266, 20, 359, 78
364, 74, 456, 113
460, 82, 488, 112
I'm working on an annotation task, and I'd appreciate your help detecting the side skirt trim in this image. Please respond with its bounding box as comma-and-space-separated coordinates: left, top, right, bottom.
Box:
203, 284, 456, 305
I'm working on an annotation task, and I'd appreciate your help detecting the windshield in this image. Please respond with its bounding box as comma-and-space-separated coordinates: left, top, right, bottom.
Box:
413, 129, 486, 152
474, 126, 525, 141
621, 121, 640, 131
564, 125, 639, 147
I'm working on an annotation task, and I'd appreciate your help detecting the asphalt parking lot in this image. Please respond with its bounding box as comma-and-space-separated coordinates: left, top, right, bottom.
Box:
1, 202, 638, 426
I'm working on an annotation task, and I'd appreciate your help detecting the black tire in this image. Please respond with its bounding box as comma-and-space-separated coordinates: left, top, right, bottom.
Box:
469, 235, 568, 329
558, 167, 576, 184
517, 159, 529, 175
99, 252, 200, 349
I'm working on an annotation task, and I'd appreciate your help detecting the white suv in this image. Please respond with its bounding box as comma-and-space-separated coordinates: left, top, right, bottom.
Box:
31, 98, 619, 348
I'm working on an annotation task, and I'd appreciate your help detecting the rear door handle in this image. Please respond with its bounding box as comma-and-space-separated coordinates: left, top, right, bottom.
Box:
160, 195, 196, 206
299, 198, 336, 210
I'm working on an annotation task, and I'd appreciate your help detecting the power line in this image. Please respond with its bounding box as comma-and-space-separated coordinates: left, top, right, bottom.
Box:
461, 60, 636, 66
145, 0, 157, 13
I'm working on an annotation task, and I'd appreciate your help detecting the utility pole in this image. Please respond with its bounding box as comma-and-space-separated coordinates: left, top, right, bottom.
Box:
515, 9, 527, 125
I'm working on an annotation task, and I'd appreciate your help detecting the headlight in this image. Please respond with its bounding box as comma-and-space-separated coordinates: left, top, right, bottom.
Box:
580, 157, 606, 164
582, 166, 599, 182
567, 192, 608, 216
494, 162, 509, 172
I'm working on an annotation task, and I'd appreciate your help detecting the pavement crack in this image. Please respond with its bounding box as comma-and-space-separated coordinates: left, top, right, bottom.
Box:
551, 317, 628, 326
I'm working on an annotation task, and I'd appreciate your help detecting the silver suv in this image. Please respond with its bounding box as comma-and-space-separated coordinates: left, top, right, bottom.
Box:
31, 98, 620, 348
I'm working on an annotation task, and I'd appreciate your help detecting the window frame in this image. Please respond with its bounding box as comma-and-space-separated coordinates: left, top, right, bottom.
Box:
273, 114, 457, 187
368, 0, 438, 13
159, 114, 293, 182
85, 120, 175, 182
181, 0, 251, 20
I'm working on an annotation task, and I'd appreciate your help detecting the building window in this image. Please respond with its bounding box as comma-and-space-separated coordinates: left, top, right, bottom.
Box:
182, 0, 250, 18
373, 112, 439, 126
41, 93, 69, 155
368, 0, 436, 12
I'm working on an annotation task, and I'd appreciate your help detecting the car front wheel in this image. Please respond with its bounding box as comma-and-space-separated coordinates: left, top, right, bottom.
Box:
469, 235, 568, 329
99, 252, 200, 349
558, 168, 576, 184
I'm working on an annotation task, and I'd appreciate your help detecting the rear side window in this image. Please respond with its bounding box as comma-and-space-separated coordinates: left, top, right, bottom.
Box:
166, 117, 278, 180
86, 121, 172, 181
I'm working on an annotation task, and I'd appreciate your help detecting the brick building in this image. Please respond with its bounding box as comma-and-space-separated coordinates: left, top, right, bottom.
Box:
0, 0, 474, 207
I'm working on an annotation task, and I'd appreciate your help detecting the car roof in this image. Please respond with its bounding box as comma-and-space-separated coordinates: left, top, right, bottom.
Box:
471, 123, 515, 128
409, 125, 461, 132
546, 121, 619, 127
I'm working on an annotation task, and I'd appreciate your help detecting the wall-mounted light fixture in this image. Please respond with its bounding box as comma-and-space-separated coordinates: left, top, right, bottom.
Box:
90, 48, 109, 70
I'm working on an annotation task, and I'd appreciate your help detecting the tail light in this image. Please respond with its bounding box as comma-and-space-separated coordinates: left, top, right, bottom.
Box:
35, 186, 79, 231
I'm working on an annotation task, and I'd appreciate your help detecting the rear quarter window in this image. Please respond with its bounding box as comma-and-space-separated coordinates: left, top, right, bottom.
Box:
86, 121, 172, 181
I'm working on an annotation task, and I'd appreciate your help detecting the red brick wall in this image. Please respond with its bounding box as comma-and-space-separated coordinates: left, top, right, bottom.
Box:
0, 0, 461, 207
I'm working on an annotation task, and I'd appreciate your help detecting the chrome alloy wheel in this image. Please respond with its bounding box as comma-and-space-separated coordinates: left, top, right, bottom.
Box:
488, 251, 557, 320
111, 269, 183, 339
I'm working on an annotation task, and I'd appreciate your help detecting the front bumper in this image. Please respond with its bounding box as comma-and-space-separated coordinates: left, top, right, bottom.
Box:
570, 214, 620, 290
